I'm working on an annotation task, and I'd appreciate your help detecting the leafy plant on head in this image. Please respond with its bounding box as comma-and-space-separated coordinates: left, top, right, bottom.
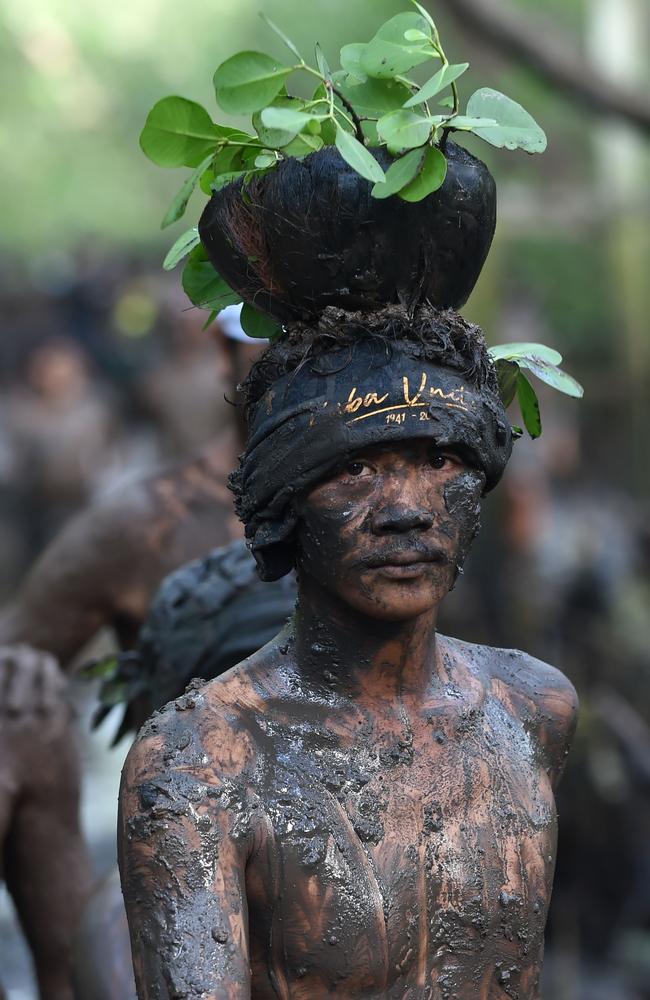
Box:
142, 1, 581, 433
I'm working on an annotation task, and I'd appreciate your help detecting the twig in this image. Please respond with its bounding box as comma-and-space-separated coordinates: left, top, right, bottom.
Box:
329, 83, 366, 143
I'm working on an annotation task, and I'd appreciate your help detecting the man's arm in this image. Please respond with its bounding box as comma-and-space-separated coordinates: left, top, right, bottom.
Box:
533, 663, 579, 789
118, 701, 256, 1000
492, 649, 579, 789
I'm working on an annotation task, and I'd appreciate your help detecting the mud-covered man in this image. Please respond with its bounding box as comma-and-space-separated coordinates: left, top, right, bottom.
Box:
119, 306, 578, 1000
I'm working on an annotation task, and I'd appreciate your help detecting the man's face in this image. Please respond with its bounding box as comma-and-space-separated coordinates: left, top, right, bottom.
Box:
294, 439, 485, 622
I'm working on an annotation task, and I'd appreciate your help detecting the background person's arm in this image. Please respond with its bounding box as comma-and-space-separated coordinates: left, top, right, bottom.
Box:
0, 444, 239, 690
2, 704, 92, 1000
0, 495, 144, 667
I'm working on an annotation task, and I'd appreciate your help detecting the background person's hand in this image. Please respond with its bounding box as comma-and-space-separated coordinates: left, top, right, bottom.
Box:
0, 644, 66, 717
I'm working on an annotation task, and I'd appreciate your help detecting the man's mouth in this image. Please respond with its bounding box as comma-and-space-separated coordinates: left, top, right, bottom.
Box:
362, 549, 449, 578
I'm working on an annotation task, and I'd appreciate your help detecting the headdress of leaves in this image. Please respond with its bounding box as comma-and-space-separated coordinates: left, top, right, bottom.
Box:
142, 1, 582, 437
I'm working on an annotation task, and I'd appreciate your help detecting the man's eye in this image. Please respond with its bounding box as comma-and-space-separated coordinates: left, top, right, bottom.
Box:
429, 452, 460, 470
346, 461, 370, 477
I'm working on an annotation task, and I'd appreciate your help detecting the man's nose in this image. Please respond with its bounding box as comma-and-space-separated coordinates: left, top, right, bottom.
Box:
371, 472, 435, 534
371, 503, 435, 534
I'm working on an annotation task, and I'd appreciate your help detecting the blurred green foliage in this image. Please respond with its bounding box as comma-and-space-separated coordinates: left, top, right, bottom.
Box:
0, 0, 408, 251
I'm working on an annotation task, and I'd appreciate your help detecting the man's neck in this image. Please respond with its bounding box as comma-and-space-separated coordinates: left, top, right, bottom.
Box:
292, 576, 441, 702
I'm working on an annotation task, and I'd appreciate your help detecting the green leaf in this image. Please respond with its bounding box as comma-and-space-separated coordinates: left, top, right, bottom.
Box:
398, 145, 447, 201
404, 29, 430, 42
377, 109, 432, 151
211, 169, 249, 192
160, 154, 214, 229
335, 124, 385, 183
362, 120, 381, 147
261, 107, 323, 132
361, 38, 433, 79
490, 345, 582, 398
202, 141, 258, 192
80, 655, 119, 681
495, 359, 519, 408
438, 95, 454, 108
446, 115, 498, 130
517, 372, 542, 439
205, 131, 258, 177
258, 12, 303, 60
335, 76, 412, 118
371, 147, 425, 199
375, 11, 431, 43
521, 359, 584, 398
489, 342, 563, 366
214, 52, 293, 114
403, 63, 469, 108
182, 245, 241, 311
361, 13, 435, 79
254, 153, 277, 168
339, 43, 368, 82
140, 97, 221, 168
163, 227, 200, 271
281, 132, 324, 158
253, 97, 306, 148
466, 88, 547, 152
202, 310, 220, 331
315, 42, 332, 80
409, 0, 438, 33
240, 303, 282, 340
200, 167, 215, 195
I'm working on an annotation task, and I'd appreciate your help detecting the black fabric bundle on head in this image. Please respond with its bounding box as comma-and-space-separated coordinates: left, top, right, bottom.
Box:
231, 306, 512, 581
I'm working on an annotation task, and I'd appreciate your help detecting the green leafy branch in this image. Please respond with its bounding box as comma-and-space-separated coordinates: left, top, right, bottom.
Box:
489, 343, 584, 439
142, 3, 547, 338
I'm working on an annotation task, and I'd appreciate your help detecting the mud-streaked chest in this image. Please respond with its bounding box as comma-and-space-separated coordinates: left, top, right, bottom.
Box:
247, 700, 556, 997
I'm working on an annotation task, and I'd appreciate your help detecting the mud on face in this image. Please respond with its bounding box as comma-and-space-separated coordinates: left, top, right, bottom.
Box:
294, 440, 485, 622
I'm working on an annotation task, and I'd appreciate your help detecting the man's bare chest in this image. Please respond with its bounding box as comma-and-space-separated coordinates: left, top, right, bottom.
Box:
245, 695, 557, 998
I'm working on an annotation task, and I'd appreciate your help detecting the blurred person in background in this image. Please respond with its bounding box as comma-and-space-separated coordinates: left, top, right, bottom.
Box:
136, 298, 235, 458
0, 307, 261, 662
0, 648, 92, 1000
2, 337, 118, 562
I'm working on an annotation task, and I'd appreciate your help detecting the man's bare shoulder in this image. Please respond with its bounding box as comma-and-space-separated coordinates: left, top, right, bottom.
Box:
126, 643, 284, 785
443, 634, 578, 784
444, 634, 577, 713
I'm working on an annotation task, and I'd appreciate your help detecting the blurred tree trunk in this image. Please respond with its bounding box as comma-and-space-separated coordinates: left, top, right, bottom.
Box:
589, 0, 650, 495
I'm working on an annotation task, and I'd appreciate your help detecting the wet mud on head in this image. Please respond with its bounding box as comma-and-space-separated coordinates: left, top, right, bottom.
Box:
443, 468, 485, 585
230, 309, 511, 583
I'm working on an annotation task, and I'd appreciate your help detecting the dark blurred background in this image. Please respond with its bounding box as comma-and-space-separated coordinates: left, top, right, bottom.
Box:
0, 0, 648, 997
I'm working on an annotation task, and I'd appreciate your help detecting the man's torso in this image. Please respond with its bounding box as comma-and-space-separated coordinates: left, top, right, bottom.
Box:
204, 636, 563, 999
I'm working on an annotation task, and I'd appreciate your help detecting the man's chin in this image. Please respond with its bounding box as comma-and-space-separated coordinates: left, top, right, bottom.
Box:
346, 575, 448, 621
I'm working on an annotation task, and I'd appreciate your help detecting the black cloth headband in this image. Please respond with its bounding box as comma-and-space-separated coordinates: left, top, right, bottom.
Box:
231, 341, 512, 580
